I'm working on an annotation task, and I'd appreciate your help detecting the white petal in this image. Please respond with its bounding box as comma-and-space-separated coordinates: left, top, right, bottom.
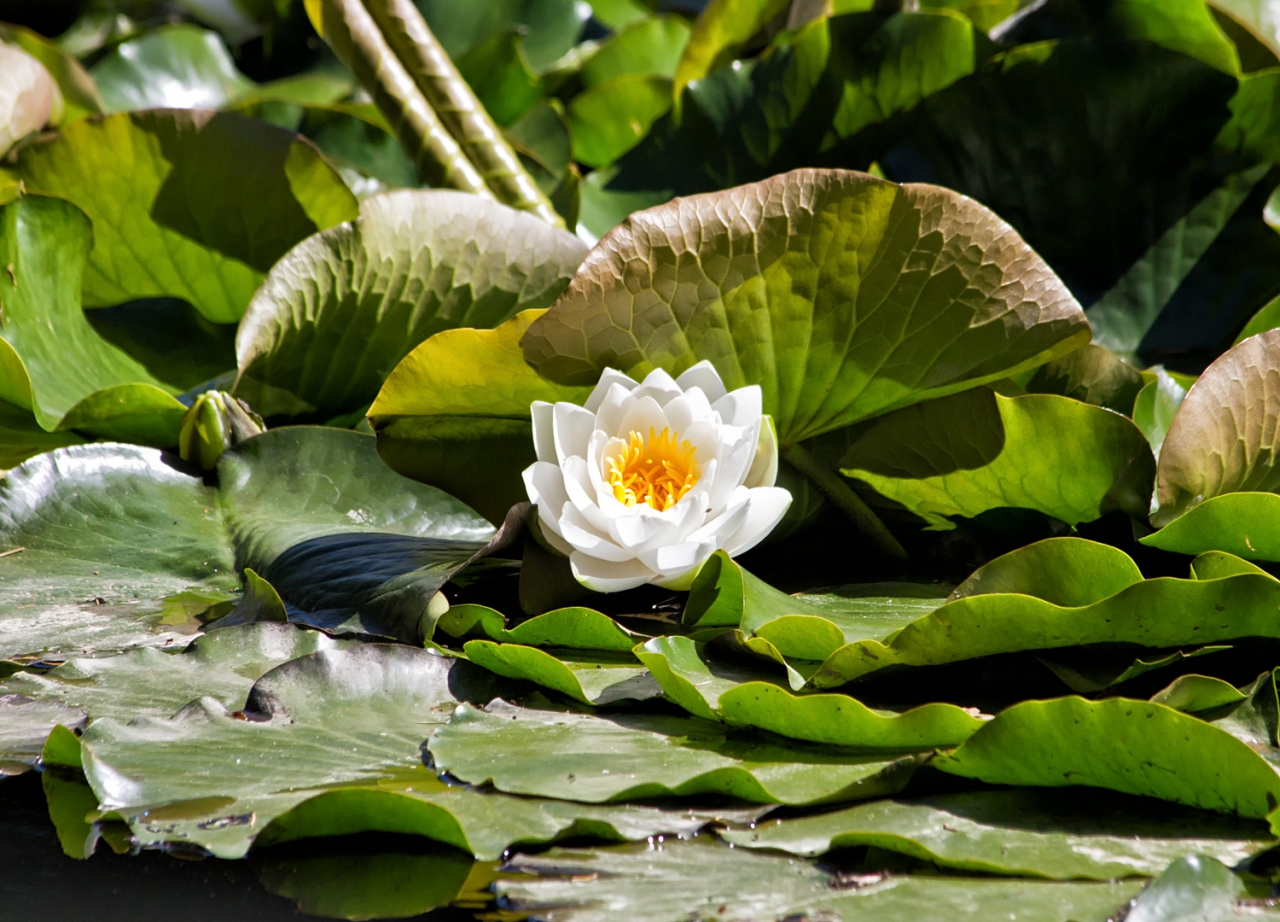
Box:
564, 454, 615, 533
676, 361, 728, 403
522, 461, 570, 534
594, 383, 637, 438
707, 429, 758, 511
632, 368, 683, 406
610, 496, 702, 552
744, 416, 779, 489
713, 385, 763, 428
617, 395, 671, 441
553, 403, 596, 463
720, 487, 793, 557
570, 553, 656, 593
584, 368, 638, 413
688, 490, 752, 546
653, 539, 717, 577
663, 389, 714, 435
531, 401, 556, 464
679, 420, 723, 469
560, 506, 635, 562
538, 512, 576, 556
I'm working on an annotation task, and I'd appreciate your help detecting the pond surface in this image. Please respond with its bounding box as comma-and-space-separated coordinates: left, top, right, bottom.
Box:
0, 772, 491, 922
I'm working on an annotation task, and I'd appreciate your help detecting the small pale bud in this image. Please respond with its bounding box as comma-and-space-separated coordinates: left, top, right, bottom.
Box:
178, 391, 266, 470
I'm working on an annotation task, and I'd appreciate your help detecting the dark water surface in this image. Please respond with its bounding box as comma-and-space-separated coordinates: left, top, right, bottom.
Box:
0, 772, 487, 922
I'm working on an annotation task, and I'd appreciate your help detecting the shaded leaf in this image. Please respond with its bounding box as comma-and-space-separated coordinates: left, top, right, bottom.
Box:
523, 168, 1089, 446
567, 74, 672, 168
1132, 368, 1189, 461
438, 604, 645, 651
673, 0, 790, 100
839, 390, 1155, 530
428, 699, 924, 805
1123, 854, 1251, 922
721, 789, 1273, 877
234, 189, 586, 421
15, 109, 358, 323
580, 15, 691, 88
1025, 343, 1145, 414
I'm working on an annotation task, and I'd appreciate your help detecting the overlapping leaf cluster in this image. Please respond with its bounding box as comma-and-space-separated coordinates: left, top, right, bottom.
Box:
9, 0, 1280, 920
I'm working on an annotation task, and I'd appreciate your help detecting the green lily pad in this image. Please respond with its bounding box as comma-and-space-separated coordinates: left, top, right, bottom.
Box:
90, 24, 254, 113
427, 699, 924, 805
839, 390, 1155, 530
256, 781, 765, 861
805, 544, 1280, 687
0, 694, 85, 770
0, 623, 353, 736
934, 696, 1280, 818
1132, 368, 1189, 460
684, 551, 825, 631
234, 189, 586, 421
14, 109, 357, 323
634, 634, 985, 747
461, 641, 654, 705
496, 838, 1144, 922
80, 644, 470, 857
1151, 673, 1250, 714
0, 398, 83, 470
1145, 493, 1280, 561
1151, 330, 1280, 529
948, 537, 1145, 606
438, 604, 645, 650
580, 15, 690, 88
522, 169, 1088, 447
1039, 645, 1232, 695
1123, 854, 1253, 922
721, 789, 1274, 877
567, 75, 672, 168
369, 309, 593, 524
0, 194, 187, 445
673, 0, 788, 98
0, 427, 495, 658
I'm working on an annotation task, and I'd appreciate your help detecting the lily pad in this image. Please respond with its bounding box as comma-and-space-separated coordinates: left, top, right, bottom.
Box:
805, 546, 1280, 687
1143, 492, 1280, 560
427, 699, 924, 805
496, 837, 1144, 922
80, 644, 468, 857
461, 641, 654, 705
437, 604, 645, 650
0, 427, 495, 659
234, 189, 586, 421
522, 168, 1089, 447
90, 24, 254, 113
369, 310, 593, 524
634, 635, 986, 747
256, 781, 764, 861
721, 788, 1274, 877
14, 109, 357, 323
1024, 343, 1145, 414
839, 390, 1155, 530
0, 194, 187, 445
1123, 854, 1254, 922
0, 623, 352, 735
0, 694, 85, 770
934, 696, 1280, 818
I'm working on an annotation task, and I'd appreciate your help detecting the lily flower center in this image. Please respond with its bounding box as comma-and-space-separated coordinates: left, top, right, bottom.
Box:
606, 427, 700, 511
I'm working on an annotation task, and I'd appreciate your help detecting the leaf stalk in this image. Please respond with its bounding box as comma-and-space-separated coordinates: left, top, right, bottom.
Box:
781, 441, 908, 560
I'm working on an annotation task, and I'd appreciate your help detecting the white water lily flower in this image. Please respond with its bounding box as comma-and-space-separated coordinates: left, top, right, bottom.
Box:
522, 362, 792, 593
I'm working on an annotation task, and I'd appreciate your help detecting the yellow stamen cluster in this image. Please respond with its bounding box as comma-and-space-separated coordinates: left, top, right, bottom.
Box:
606, 427, 700, 511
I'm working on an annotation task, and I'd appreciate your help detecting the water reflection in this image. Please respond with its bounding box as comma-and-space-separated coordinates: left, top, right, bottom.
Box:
252, 835, 494, 920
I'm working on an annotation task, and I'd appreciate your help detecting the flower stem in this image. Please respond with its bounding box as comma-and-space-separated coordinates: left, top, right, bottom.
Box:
781, 442, 908, 560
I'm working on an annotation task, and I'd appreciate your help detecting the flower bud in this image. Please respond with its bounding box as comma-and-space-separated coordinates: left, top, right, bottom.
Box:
178, 391, 265, 470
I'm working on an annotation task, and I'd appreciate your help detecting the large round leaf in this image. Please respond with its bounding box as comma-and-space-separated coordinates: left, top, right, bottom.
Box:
14, 109, 358, 323
521, 168, 1088, 446
90, 24, 254, 113
1152, 329, 1280, 526
233, 189, 587, 420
